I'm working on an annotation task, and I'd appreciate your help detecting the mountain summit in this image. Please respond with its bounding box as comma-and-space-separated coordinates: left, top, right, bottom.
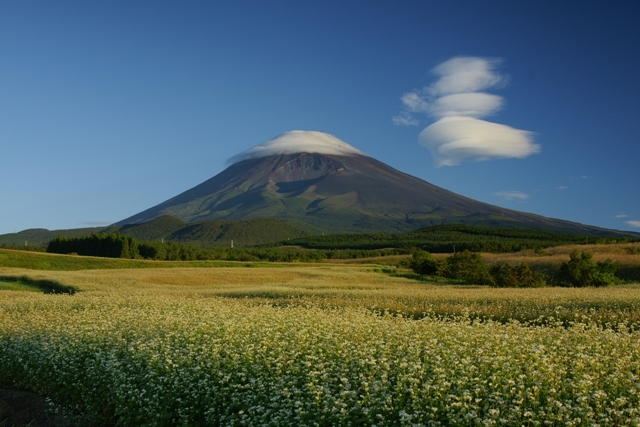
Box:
118, 131, 617, 234
227, 130, 366, 165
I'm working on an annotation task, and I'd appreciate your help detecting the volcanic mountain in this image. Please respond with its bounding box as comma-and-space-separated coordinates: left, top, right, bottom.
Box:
118, 131, 620, 235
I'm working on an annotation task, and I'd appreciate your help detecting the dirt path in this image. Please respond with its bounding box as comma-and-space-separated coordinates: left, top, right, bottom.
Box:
0, 388, 67, 427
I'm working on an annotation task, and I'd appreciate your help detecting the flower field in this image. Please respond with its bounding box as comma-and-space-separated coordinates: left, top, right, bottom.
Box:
1, 265, 639, 426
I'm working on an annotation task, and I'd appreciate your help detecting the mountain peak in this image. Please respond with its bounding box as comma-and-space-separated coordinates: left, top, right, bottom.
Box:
227, 131, 366, 165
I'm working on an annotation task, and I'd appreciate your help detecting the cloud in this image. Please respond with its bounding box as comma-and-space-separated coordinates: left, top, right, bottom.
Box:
428, 93, 504, 118
616, 213, 628, 218
494, 191, 530, 201
400, 92, 430, 113
626, 221, 640, 228
399, 84, 504, 120
429, 57, 507, 96
227, 131, 366, 165
392, 112, 419, 126
394, 56, 539, 167
419, 116, 539, 166
556, 186, 568, 190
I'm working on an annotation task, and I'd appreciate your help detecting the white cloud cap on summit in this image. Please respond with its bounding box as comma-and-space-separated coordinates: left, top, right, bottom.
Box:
227, 131, 365, 165
395, 56, 539, 167
419, 116, 539, 167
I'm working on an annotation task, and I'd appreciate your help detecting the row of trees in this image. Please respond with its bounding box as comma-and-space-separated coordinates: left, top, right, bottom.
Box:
48, 234, 138, 259
44, 234, 627, 287
286, 224, 636, 252
409, 249, 621, 287
47, 233, 404, 262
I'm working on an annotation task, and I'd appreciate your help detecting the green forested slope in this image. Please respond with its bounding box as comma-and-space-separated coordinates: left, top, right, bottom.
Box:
282, 224, 633, 253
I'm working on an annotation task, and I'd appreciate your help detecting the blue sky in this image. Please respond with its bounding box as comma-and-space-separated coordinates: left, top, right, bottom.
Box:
2, 1, 639, 235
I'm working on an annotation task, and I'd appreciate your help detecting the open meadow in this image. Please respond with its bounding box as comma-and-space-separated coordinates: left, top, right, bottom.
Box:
1, 248, 640, 426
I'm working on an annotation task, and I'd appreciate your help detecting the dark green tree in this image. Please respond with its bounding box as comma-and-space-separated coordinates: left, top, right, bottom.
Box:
554, 250, 619, 287
409, 250, 444, 276
490, 263, 546, 288
445, 250, 494, 285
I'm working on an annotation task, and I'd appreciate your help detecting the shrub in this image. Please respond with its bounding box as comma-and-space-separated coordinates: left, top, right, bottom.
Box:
490, 263, 546, 288
446, 250, 494, 285
409, 250, 444, 276
554, 250, 620, 287
534, 247, 548, 256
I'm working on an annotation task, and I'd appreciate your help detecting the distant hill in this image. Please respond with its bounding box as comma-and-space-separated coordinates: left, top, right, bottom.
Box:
0, 226, 107, 248
0, 216, 310, 248
104, 215, 187, 241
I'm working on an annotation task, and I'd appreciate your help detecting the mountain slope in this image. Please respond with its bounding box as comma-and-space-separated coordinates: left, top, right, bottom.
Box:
118, 152, 630, 236
109, 216, 309, 247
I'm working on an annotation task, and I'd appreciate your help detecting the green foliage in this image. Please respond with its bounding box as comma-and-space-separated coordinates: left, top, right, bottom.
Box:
408, 250, 445, 276
409, 250, 494, 285
286, 224, 632, 253
48, 233, 138, 259
490, 263, 546, 288
114, 215, 186, 241
408, 249, 627, 288
114, 216, 309, 247
554, 250, 620, 287
138, 241, 210, 261
534, 247, 548, 256
45, 232, 404, 263
445, 250, 494, 285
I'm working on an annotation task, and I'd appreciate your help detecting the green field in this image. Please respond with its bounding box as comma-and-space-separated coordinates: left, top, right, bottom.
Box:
1, 249, 640, 426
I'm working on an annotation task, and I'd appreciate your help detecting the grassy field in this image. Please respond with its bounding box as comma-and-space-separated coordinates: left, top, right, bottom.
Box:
1, 247, 640, 425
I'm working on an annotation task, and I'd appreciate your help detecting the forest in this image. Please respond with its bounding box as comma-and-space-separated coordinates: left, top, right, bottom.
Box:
46, 225, 638, 263
46, 233, 403, 262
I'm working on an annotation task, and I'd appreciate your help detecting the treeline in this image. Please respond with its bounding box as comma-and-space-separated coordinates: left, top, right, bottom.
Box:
48, 234, 138, 258
284, 224, 635, 252
47, 233, 404, 262
408, 249, 621, 288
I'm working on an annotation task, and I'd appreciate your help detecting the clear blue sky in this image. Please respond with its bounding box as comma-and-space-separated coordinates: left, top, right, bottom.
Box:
2, 1, 639, 235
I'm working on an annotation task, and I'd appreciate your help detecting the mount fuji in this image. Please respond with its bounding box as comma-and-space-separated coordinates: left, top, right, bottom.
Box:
117, 131, 622, 235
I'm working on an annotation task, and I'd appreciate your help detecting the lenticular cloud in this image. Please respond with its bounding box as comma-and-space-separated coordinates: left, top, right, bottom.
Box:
394, 56, 540, 167
227, 131, 365, 165
420, 116, 539, 167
